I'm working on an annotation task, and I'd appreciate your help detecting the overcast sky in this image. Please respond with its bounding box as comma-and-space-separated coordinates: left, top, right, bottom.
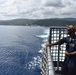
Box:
0, 0, 76, 20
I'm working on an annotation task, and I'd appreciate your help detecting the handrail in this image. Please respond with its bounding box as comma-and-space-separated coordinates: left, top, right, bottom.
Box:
41, 41, 55, 75
41, 26, 66, 75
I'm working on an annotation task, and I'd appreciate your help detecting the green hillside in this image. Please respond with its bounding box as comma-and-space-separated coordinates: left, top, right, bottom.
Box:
0, 18, 76, 26
32, 18, 76, 26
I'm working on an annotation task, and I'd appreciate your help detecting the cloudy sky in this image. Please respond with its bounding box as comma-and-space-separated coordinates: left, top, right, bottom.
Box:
0, 0, 76, 20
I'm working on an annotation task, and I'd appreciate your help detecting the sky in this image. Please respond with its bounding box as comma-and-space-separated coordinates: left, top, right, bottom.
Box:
0, 0, 76, 20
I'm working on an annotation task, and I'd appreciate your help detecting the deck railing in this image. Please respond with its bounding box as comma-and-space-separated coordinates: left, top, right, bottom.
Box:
41, 42, 55, 75
41, 26, 67, 75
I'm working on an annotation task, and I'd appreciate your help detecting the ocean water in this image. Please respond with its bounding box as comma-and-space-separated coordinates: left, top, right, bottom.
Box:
0, 26, 49, 75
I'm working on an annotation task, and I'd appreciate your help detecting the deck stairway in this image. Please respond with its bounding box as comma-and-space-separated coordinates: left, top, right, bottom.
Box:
41, 26, 67, 75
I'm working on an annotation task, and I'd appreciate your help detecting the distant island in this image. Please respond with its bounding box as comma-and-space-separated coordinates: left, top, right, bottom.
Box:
0, 18, 76, 26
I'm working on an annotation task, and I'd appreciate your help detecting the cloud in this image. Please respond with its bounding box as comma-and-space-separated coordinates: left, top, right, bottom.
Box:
42, 0, 65, 7
0, 0, 76, 20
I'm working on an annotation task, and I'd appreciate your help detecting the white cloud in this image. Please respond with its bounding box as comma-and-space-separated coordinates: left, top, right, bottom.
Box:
0, 0, 76, 20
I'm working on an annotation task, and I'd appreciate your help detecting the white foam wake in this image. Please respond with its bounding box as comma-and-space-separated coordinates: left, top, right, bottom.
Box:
26, 28, 50, 69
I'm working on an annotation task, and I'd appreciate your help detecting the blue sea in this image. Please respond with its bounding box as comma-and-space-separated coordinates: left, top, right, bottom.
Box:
0, 26, 49, 75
